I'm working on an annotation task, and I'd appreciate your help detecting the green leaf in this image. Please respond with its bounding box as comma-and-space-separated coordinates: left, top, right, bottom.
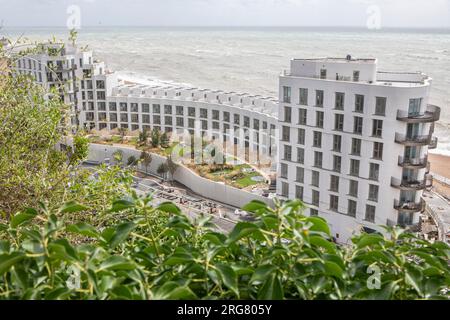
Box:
405, 267, 424, 297
356, 234, 385, 249
306, 217, 331, 236
107, 222, 136, 249
227, 222, 260, 244
157, 202, 181, 215
66, 223, 99, 239
0, 252, 25, 276
59, 201, 88, 214
323, 261, 344, 279
164, 286, 198, 300
242, 200, 268, 214
258, 274, 284, 300
98, 256, 136, 271
48, 239, 79, 262
45, 287, 72, 300
215, 263, 239, 297
164, 248, 194, 266
251, 265, 277, 284
109, 199, 135, 213
309, 236, 337, 253
10, 210, 37, 228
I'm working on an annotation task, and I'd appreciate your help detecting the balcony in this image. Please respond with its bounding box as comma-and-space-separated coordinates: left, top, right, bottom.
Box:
398, 156, 428, 169
429, 136, 438, 149
396, 104, 441, 123
391, 175, 433, 191
394, 199, 424, 212
395, 133, 432, 146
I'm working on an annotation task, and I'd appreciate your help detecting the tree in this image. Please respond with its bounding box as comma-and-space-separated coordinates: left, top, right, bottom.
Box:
118, 127, 128, 143
127, 155, 137, 166
157, 162, 169, 180
166, 156, 178, 185
160, 131, 170, 148
68, 134, 89, 166
68, 29, 78, 47
140, 151, 152, 174
138, 129, 149, 146
112, 150, 124, 166
151, 128, 161, 148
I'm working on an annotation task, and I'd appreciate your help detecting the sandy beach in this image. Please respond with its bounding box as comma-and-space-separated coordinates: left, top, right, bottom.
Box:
429, 153, 450, 198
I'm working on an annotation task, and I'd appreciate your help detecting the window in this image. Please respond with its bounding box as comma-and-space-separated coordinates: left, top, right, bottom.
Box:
353, 116, 363, 134
313, 131, 322, 148
188, 118, 195, 128
350, 159, 360, 176
409, 98, 422, 115
97, 91, 106, 100
153, 115, 161, 125
312, 171, 320, 187
369, 163, 380, 181
297, 148, 305, 164
353, 71, 360, 82
368, 185, 379, 202
281, 182, 289, 197
316, 111, 324, 128
212, 110, 220, 120
142, 104, 150, 113
200, 108, 208, 119
188, 107, 196, 117
334, 114, 344, 131
244, 116, 250, 128
234, 114, 240, 125
351, 138, 362, 156
284, 106, 292, 123
109, 102, 117, 112
120, 113, 128, 122
282, 126, 290, 142
299, 88, 308, 105
316, 90, 324, 107
165, 116, 172, 125
349, 180, 358, 197
253, 119, 260, 130
295, 186, 304, 200
335, 92, 345, 110
348, 200, 357, 217
143, 115, 150, 124
223, 111, 230, 122
284, 145, 292, 161
131, 103, 138, 113
330, 195, 339, 212
176, 117, 184, 127
333, 155, 342, 173
280, 163, 288, 178
330, 175, 340, 192
153, 104, 160, 114
283, 86, 291, 103
296, 167, 304, 183
176, 105, 184, 116
130, 114, 138, 123
298, 128, 305, 145
120, 103, 128, 112
201, 120, 208, 130
372, 119, 383, 137
312, 190, 320, 207
320, 69, 327, 79
373, 142, 384, 160
365, 205, 376, 223
310, 209, 319, 216
314, 151, 323, 168
298, 108, 307, 125
333, 135, 342, 152
375, 97, 386, 116
355, 94, 364, 113
97, 102, 106, 111
110, 113, 117, 122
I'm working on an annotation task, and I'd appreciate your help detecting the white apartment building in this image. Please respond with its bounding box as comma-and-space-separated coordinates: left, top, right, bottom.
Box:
278, 56, 440, 242
12, 45, 441, 243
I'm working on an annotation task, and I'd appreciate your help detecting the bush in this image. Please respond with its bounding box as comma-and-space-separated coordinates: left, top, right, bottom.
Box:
0, 196, 448, 300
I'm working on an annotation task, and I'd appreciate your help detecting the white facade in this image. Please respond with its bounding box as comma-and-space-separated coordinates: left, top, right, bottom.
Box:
278, 56, 440, 242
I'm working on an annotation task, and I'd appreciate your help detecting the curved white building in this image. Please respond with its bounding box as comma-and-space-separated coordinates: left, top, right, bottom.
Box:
12, 45, 441, 243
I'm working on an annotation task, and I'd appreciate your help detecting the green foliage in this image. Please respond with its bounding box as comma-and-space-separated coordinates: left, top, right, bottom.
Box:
151, 128, 161, 148
0, 197, 448, 300
127, 156, 137, 166
160, 132, 169, 148
68, 134, 90, 166
112, 150, 124, 165
140, 151, 152, 173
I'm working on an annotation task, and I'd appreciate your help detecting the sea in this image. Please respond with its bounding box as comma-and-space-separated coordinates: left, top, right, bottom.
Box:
2, 26, 449, 155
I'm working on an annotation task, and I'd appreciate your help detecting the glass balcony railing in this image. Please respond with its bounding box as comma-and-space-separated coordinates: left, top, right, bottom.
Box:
393, 199, 424, 212
391, 175, 433, 190
395, 133, 433, 146
397, 104, 441, 123
398, 156, 428, 169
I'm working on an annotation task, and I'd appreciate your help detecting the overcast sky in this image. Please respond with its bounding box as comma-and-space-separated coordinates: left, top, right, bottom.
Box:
1, 0, 449, 28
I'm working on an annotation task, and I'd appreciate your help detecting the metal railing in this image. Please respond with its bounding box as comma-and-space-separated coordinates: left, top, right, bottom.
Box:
391, 174, 433, 190
395, 133, 432, 146
396, 104, 441, 123
394, 199, 424, 212
398, 156, 428, 168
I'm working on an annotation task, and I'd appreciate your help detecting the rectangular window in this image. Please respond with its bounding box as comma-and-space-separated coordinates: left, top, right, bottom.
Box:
200, 108, 208, 119
165, 116, 172, 125
110, 113, 117, 122
120, 103, 128, 112
142, 103, 150, 113
176, 105, 184, 116
372, 119, 383, 137
314, 151, 323, 168
316, 111, 324, 128
282, 126, 290, 142
316, 90, 324, 107
244, 116, 250, 128
350, 159, 360, 177
130, 103, 138, 113
284, 106, 292, 123
373, 142, 384, 160
334, 114, 344, 131
143, 115, 150, 124
109, 102, 117, 111
369, 163, 380, 181
320, 69, 327, 79
298, 128, 305, 145
296, 167, 304, 183
297, 148, 305, 164
153, 115, 161, 125
212, 110, 220, 120
188, 118, 195, 128
283, 86, 291, 103
253, 119, 260, 130
353, 71, 360, 82
330, 175, 340, 192
348, 200, 357, 217
313, 131, 322, 148
176, 117, 184, 127
281, 182, 289, 197
164, 105, 172, 114
333, 135, 342, 152
131, 114, 139, 123
355, 94, 364, 113
312, 171, 320, 187
375, 97, 386, 116
284, 145, 292, 161
153, 104, 160, 114
298, 108, 307, 125
295, 185, 304, 200
333, 155, 342, 173
188, 107, 196, 117
120, 113, 128, 122
97, 91, 106, 100
223, 111, 230, 122
280, 163, 288, 179
353, 116, 363, 134
312, 190, 320, 207
351, 138, 362, 156
335, 92, 345, 110
365, 205, 376, 223
234, 114, 240, 125
330, 195, 339, 212
349, 180, 358, 197
299, 88, 308, 105
368, 185, 379, 202
310, 209, 319, 216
